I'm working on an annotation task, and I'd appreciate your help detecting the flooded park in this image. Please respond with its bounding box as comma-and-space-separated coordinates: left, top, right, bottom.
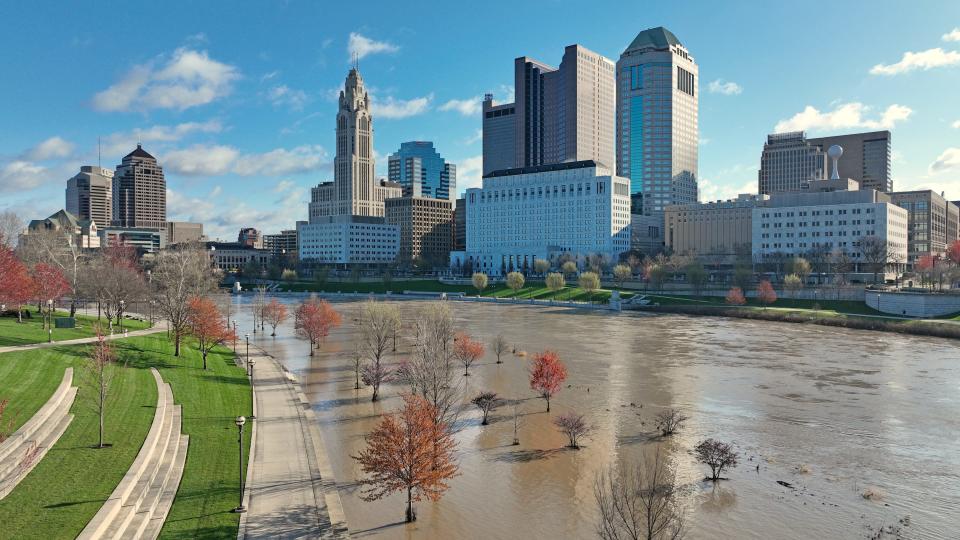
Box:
233, 296, 959, 539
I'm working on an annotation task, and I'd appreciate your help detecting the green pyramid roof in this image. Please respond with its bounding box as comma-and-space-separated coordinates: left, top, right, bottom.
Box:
624, 27, 681, 53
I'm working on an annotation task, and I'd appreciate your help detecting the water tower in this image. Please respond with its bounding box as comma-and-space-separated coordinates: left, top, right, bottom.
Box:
828, 145, 843, 180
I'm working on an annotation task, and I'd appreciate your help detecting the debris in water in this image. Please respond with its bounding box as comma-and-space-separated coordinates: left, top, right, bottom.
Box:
777, 480, 794, 489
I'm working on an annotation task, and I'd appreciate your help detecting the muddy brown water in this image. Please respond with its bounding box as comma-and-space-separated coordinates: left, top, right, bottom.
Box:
233, 297, 959, 540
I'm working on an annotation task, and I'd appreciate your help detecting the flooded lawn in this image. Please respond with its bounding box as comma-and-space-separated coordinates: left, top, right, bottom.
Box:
236, 297, 960, 539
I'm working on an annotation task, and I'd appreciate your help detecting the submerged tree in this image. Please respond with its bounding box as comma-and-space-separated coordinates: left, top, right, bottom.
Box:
358, 301, 401, 401
491, 334, 509, 364
529, 350, 568, 412
653, 408, 689, 437
294, 297, 342, 355
454, 332, 485, 376
470, 391, 501, 425
694, 438, 739, 481
262, 299, 289, 337
354, 394, 459, 523
553, 411, 592, 449
595, 446, 686, 540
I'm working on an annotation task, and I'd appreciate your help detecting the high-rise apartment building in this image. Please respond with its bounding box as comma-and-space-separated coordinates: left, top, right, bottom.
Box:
307, 68, 401, 221
388, 141, 456, 201
616, 27, 698, 215
758, 132, 827, 195
113, 144, 166, 229
66, 166, 113, 229
482, 44, 615, 176
808, 131, 892, 192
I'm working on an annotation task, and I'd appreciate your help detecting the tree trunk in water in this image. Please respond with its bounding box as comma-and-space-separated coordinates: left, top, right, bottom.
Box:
406, 487, 415, 522
546, 396, 550, 412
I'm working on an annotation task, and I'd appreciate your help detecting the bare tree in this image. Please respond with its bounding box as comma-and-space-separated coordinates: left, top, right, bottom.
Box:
84, 330, 117, 448
253, 285, 268, 333
511, 401, 523, 445
553, 411, 592, 449
653, 408, 689, 437
0, 210, 24, 249
151, 243, 218, 356
491, 334, 508, 364
694, 439, 739, 481
859, 236, 890, 285
18, 227, 85, 316
470, 391, 502, 425
351, 345, 363, 390
595, 446, 685, 540
358, 301, 401, 402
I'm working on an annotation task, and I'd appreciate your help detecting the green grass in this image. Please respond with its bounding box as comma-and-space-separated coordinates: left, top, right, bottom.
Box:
0, 336, 251, 540
0, 308, 151, 347
635, 293, 886, 317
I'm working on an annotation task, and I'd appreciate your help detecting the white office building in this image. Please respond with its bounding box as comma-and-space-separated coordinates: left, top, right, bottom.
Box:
297, 216, 399, 265
752, 187, 908, 277
465, 161, 631, 276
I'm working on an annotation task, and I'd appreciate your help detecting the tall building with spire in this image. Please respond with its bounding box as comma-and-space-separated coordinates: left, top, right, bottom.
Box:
616, 27, 699, 216
112, 144, 166, 229
308, 67, 401, 221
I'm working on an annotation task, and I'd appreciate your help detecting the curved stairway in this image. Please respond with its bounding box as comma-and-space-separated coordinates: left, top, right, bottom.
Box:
78, 368, 189, 540
0, 367, 77, 500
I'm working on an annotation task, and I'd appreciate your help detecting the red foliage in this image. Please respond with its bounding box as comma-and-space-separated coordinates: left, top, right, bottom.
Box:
0, 245, 34, 320
31, 263, 71, 304
294, 298, 342, 355
725, 286, 746, 306
262, 299, 289, 337
756, 280, 777, 307
104, 238, 139, 271
354, 394, 459, 522
186, 296, 235, 369
948, 240, 960, 266
454, 332, 485, 376
916, 254, 936, 272
529, 350, 568, 412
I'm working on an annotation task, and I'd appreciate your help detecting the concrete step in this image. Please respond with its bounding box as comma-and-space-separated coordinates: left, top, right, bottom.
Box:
77, 368, 172, 540
0, 385, 77, 480
0, 367, 74, 466
124, 431, 188, 540
0, 410, 74, 499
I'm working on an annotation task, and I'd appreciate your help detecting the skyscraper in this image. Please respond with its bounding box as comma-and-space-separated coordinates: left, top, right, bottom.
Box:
758, 131, 827, 195
113, 144, 166, 229
66, 166, 113, 229
388, 141, 457, 201
616, 26, 699, 215
308, 67, 401, 221
482, 44, 615, 175
807, 131, 892, 192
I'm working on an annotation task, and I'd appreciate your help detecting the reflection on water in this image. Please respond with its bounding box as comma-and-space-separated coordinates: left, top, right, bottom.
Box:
233, 296, 960, 540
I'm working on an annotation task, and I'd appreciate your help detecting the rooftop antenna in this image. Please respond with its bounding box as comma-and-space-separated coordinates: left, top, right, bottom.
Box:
353, 51, 359, 70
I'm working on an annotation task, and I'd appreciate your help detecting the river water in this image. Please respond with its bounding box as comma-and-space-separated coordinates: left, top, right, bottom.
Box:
232, 296, 959, 539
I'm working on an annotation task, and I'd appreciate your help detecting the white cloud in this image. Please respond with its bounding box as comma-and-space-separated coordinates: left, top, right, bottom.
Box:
260, 70, 280, 82
952, 120, 960, 129
463, 129, 482, 145
929, 147, 960, 174
440, 96, 482, 117
697, 178, 756, 203
707, 79, 743, 95
24, 136, 75, 161
455, 155, 483, 196
943, 28, 960, 42
266, 85, 309, 110
92, 48, 239, 112
274, 179, 295, 193
162, 144, 329, 177
166, 185, 306, 240
774, 102, 912, 133
372, 94, 432, 119
870, 47, 960, 75
347, 32, 398, 61
101, 120, 223, 156
0, 160, 48, 193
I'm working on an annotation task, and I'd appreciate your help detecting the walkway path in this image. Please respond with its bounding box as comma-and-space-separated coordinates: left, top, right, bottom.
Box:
0, 321, 168, 355
238, 345, 349, 540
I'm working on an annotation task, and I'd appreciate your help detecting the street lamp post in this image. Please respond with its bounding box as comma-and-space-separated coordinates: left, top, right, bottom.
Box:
47, 299, 53, 342
245, 333, 250, 367
119, 300, 125, 332
232, 415, 247, 513
247, 357, 257, 420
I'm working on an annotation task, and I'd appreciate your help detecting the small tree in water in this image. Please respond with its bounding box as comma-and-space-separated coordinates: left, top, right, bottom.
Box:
354, 394, 458, 523
694, 438, 739, 481
653, 408, 689, 437
471, 391, 501, 425
554, 411, 592, 449
491, 334, 509, 364
454, 332, 485, 376
529, 350, 567, 412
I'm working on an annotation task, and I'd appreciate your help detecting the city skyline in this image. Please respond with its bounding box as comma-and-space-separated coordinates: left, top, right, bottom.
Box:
1, 1, 959, 239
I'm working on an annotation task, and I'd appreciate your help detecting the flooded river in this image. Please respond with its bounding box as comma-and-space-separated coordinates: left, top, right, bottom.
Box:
233, 296, 959, 539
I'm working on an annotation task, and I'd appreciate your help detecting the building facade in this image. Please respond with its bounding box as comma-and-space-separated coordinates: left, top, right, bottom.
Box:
482, 44, 615, 176
100, 227, 166, 254
166, 221, 204, 245
66, 166, 113, 230
113, 144, 166, 229
388, 141, 456, 201
24, 209, 100, 249
665, 194, 767, 264
263, 229, 298, 261
616, 26, 698, 215
385, 197, 453, 267
752, 188, 908, 276
238, 227, 262, 248
808, 131, 892, 192
890, 190, 959, 263
453, 197, 467, 251
207, 242, 270, 273
465, 161, 631, 276
297, 216, 399, 265
758, 131, 827, 195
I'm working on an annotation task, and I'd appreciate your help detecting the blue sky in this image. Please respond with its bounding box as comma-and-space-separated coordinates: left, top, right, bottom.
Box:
1, 0, 958, 239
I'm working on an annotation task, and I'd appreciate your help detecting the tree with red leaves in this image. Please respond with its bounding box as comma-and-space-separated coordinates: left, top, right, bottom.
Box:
294, 297, 342, 355
756, 280, 777, 309
186, 296, 236, 370
262, 299, 289, 337
353, 394, 459, 523
948, 240, 960, 266
454, 332, 485, 376
529, 350, 568, 412
0, 244, 34, 322
31, 263, 71, 327
725, 286, 746, 306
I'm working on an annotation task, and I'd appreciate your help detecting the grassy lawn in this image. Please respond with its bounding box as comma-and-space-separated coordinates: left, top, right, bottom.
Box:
0, 336, 251, 540
0, 308, 151, 347
635, 293, 887, 317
